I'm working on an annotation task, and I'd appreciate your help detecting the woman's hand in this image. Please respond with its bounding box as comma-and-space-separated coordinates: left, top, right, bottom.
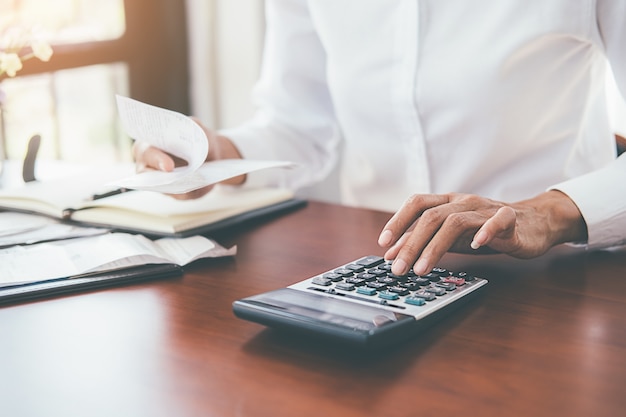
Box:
131, 118, 245, 200
377, 190, 587, 276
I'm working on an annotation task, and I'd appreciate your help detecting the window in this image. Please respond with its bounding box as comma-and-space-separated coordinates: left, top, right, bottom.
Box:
0, 0, 188, 164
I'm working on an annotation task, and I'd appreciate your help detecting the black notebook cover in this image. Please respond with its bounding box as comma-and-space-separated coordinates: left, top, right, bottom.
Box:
0, 263, 183, 306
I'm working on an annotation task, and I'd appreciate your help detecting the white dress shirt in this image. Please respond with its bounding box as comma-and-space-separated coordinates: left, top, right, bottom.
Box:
220, 0, 626, 250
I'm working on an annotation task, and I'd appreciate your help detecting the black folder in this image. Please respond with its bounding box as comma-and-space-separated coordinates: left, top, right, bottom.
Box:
0, 263, 183, 306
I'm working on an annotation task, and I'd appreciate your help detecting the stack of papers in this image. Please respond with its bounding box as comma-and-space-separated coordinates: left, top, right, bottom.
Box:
0, 230, 235, 287
0, 212, 108, 248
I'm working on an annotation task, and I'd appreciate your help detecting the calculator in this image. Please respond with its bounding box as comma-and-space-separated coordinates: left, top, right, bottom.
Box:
232, 255, 488, 349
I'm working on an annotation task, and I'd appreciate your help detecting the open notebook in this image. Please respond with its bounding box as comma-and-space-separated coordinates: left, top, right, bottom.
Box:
0, 166, 305, 237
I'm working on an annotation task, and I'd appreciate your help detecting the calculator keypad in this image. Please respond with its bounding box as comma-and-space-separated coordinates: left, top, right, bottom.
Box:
288, 255, 487, 318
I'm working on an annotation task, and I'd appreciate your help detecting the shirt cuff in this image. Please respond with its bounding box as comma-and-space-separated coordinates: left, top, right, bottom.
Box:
550, 155, 626, 250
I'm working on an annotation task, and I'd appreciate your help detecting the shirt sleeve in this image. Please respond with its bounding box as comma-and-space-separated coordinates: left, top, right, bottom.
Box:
551, 154, 626, 249
550, 0, 626, 249
218, 0, 341, 190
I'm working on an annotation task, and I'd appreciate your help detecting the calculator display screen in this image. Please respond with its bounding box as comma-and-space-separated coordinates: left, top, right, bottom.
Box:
242, 288, 415, 332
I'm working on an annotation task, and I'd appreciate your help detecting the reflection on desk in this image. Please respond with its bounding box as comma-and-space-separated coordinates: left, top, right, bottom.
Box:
1, 200, 625, 417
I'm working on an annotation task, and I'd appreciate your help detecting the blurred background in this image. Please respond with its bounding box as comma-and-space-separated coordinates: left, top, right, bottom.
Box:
0, 0, 263, 166
0, 0, 625, 180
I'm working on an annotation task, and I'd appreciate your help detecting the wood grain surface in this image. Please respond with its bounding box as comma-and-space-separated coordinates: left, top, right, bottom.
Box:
2, 201, 625, 417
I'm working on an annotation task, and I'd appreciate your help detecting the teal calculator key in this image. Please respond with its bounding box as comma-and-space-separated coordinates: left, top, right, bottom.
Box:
378, 290, 400, 300
405, 296, 426, 306
356, 286, 377, 296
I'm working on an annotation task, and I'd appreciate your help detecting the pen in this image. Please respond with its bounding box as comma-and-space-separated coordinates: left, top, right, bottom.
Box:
89, 188, 132, 201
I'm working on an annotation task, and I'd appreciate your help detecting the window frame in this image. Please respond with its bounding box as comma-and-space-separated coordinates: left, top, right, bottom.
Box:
13, 0, 190, 114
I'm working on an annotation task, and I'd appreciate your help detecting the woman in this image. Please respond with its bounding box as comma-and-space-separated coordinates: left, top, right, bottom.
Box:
135, 0, 626, 275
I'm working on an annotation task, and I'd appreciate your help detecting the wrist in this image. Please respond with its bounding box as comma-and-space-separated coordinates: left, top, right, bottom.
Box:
526, 190, 588, 246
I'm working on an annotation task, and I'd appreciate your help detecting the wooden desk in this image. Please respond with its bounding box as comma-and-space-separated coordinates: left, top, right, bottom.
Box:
2, 201, 625, 417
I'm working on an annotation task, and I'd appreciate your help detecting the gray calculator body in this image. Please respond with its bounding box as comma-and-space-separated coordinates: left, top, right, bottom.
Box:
233, 256, 488, 349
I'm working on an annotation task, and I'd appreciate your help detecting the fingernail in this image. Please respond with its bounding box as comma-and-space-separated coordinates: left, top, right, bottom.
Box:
471, 230, 487, 250
378, 229, 393, 246
414, 258, 429, 275
392, 258, 408, 275
158, 161, 167, 171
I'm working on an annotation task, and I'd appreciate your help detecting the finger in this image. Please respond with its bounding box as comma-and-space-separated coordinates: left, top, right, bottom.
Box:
470, 206, 516, 250
383, 230, 412, 261
388, 203, 463, 275
146, 147, 176, 172
378, 194, 450, 248
133, 141, 176, 172
395, 210, 487, 275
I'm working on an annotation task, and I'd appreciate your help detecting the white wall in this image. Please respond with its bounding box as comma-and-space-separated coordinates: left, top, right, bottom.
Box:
185, 0, 264, 129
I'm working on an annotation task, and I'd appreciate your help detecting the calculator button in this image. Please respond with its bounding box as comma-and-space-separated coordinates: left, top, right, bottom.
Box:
356, 286, 377, 296
425, 286, 446, 296
399, 282, 421, 291
435, 282, 457, 291
387, 273, 409, 282
356, 272, 377, 281
388, 286, 410, 296
322, 272, 345, 282
356, 256, 385, 268
409, 277, 430, 286
377, 276, 397, 285
366, 282, 388, 290
345, 277, 367, 286
335, 282, 356, 291
334, 268, 354, 277
378, 290, 400, 300
368, 268, 387, 277
414, 290, 437, 301
455, 271, 475, 282
345, 264, 365, 273
443, 277, 466, 286
431, 267, 450, 276
378, 262, 392, 271
405, 296, 426, 306
422, 273, 441, 282
312, 276, 332, 286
